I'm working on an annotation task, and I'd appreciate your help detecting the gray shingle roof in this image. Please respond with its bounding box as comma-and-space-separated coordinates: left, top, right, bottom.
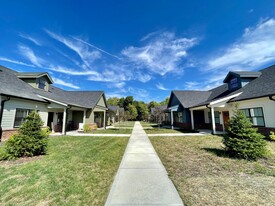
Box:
172, 90, 211, 108
0, 66, 46, 102
0, 65, 105, 109
108, 106, 119, 111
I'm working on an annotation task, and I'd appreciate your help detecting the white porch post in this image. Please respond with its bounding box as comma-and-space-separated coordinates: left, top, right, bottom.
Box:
62, 108, 67, 135
103, 111, 106, 129
170, 110, 174, 129
211, 106, 216, 134
190, 109, 194, 130
83, 109, 86, 124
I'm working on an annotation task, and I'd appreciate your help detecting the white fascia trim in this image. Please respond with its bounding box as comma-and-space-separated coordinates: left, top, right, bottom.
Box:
37, 95, 68, 107
167, 105, 179, 111
209, 92, 242, 106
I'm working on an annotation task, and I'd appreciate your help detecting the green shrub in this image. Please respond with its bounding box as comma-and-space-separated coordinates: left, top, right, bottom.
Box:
223, 108, 268, 160
83, 124, 93, 133
269, 131, 275, 141
3, 111, 49, 159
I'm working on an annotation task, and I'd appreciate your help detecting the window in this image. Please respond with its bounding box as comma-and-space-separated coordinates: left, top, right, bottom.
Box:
208, 111, 220, 124
230, 78, 238, 89
241, 107, 265, 126
38, 78, 46, 90
14, 109, 33, 127
173, 112, 183, 123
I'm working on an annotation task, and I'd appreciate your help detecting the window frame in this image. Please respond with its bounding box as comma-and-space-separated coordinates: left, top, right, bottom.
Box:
208, 111, 220, 124
240, 107, 265, 127
38, 78, 46, 90
13, 108, 33, 128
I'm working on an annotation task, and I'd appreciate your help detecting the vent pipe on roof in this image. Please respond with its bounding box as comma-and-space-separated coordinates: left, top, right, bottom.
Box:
0, 96, 10, 142
269, 95, 275, 102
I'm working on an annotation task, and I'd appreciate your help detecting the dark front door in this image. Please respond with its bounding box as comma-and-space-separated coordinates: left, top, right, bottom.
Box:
47, 112, 54, 129
222, 111, 230, 130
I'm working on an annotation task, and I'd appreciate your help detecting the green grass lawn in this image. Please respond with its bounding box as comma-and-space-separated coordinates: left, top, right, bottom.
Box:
150, 135, 275, 206
114, 121, 135, 127
145, 128, 197, 134
0, 136, 128, 205
91, 128, 132, 134
140, 122, 157, 127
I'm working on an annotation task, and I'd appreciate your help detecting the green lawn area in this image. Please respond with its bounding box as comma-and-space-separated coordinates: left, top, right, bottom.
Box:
91, 128, 132, 134
150, 135, 275, 206
145, 128, 197, 134
140, 121, 157, 127
114, 121, 135, 127
0, 136, 128, 205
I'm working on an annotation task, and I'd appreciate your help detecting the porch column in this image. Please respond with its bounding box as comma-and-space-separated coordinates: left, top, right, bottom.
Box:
83, 109, 86, 124
170, 110, 174, 129
211, 106, 216, 134
62, 108, 67, 135
190, 109, 194, 130
103, 111, 106, 129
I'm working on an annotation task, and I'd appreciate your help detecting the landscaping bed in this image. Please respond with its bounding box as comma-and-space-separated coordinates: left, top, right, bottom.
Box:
0, 136, 128, 205
150, 135, 275, 206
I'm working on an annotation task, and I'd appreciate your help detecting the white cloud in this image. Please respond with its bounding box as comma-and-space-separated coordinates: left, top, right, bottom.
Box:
208, 18, 275, 70
156, 83, 169, 90
48, 65, 99, 76
72, 36, 121, 60
0, 57, 35, 67
18, 45, 44, 67
45, 29, 101, 68
19, 33, 41, 46
122, 31, 198, 75
52, 77, 80, 89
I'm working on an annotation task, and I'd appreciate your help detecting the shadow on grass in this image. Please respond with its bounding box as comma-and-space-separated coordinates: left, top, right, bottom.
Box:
202, 148, 230, 158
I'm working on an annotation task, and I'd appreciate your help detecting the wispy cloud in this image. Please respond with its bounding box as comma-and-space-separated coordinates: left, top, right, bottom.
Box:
207, 18, 275, 71
0, 57, 35, 67
48, 65, 99, 76
18, 45, 44, 67
72, 36, 121, 60
45, 29, 101, 68
122, 31, 198, 75
52, 77, 80, 89
156, 83, 169, 90
19, 33, 41, 46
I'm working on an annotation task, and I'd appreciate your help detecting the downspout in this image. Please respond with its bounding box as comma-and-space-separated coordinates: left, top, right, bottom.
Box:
0, 96, 11, 142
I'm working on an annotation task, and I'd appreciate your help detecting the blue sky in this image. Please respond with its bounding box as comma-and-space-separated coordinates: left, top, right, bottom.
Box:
1, 1, 275, 102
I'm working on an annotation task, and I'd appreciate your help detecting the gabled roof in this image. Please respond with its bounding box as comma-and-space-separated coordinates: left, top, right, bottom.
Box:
0, 65, 106, 109
16, 72, 54, 84
0, 66, 46, 102
223, 71, 261, 83
36, 85, 105, 109
170, 90, 211, 108
151, 105, 167, 113
108, 105, 119, 111
230, 65, 275, 101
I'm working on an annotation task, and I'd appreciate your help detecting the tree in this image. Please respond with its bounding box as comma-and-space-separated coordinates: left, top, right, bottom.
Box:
128, 104, 138, 120
136, 101, 149, 121
124, 96, 134, 109
223, 108, 267, 160
4, 111, 49, 159
107, 97, 119, 106
148, 101, 160, 111
118, 97, 125, 108
160, 97, 169, 105
151, 107, 164, 128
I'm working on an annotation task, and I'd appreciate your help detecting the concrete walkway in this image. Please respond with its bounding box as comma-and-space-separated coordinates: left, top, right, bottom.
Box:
105, 121, 184, 206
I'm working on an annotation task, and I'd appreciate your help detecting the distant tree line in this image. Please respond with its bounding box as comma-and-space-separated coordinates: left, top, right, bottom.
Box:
107, 96, 169, 121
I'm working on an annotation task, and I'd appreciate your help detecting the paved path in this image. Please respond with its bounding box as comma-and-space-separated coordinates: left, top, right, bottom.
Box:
105, 121, 184, 206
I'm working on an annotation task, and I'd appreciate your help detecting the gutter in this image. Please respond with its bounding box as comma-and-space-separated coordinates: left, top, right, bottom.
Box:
0, 96, 11, 142
269, 95, 275, 102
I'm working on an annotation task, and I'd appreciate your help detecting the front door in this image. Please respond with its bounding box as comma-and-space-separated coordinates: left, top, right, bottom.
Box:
222, 111, 230, 131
